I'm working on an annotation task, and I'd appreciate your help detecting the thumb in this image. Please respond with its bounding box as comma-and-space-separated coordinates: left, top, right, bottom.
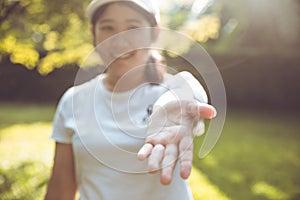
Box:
186, 102, 217, 119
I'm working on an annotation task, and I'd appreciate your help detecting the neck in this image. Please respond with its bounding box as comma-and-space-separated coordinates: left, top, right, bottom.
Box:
103, 69, 146, 92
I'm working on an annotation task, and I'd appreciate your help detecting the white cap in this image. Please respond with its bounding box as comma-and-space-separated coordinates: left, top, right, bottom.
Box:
86, 0, 160, 24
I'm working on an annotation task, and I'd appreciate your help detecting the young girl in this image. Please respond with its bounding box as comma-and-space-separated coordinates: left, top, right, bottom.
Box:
45, 0, 216, 199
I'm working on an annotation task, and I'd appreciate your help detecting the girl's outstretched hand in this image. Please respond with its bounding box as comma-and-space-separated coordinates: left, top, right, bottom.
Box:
137, 100, 216, 185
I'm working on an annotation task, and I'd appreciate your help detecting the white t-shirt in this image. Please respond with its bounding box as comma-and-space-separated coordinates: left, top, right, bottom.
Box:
51, 72, 207, 200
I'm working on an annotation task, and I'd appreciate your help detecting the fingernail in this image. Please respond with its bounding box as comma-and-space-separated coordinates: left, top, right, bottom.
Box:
212, 107, 217, 118
138, 148, 146, 155
137, 149, 146, 160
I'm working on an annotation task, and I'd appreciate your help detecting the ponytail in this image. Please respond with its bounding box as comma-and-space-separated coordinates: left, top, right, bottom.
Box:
144, 54, 165, 84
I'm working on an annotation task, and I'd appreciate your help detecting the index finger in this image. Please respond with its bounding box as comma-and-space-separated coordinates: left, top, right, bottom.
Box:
137, 143, 153, 161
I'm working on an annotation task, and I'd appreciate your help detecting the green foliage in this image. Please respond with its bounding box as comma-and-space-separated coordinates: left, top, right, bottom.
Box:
0, 0, 224, 74
0, 0, 93, 74
0, 103, 55, 126
166, 8, 190, 30
1, 0, 300, 73
181, 14, 221, 43
189, 167, 230, 199
0, 162, 49, 200
0, 103, 54, 199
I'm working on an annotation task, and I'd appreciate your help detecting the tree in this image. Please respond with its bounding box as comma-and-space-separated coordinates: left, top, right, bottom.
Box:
0, 0, 224, 74
0, 0, 93, 75
1, 0, 299, 75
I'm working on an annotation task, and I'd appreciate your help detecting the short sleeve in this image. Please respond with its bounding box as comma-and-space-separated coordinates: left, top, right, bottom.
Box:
51, 88, 75, 143
155, 71, 208, 106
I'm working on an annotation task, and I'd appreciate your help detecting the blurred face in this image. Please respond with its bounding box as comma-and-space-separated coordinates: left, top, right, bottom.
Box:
93, 3, 154, 79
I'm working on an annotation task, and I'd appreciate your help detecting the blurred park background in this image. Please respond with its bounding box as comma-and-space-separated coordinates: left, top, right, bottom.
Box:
0, 0, 299, 199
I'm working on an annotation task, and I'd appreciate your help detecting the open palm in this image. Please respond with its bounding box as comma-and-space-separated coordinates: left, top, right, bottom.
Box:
138, 100, 216, 185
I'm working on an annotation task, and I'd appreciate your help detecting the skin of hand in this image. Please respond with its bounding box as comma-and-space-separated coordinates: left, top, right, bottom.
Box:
137, 100, 216, 185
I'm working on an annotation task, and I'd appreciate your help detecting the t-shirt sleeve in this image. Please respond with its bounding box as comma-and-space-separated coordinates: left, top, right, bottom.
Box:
51, 88, 75, 143
155, 71, 208, 106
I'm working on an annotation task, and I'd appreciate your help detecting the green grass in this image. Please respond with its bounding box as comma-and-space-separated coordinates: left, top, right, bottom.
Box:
193, 110, 300, 200
0, 104, 55, 200
0, 104, 299, 199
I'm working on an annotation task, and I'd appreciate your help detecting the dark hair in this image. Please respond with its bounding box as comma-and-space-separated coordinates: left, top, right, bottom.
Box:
91, 1, 164, 84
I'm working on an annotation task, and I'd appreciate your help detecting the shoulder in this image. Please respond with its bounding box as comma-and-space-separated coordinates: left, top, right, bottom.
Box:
163, 70, 196, 81
57, 75, 101, 112
163, 71, 198, 88
66, 75, 101, 98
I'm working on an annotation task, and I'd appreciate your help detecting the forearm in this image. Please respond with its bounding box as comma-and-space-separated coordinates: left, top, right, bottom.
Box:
45, 143, 77, 200
45, 176, 77, 200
